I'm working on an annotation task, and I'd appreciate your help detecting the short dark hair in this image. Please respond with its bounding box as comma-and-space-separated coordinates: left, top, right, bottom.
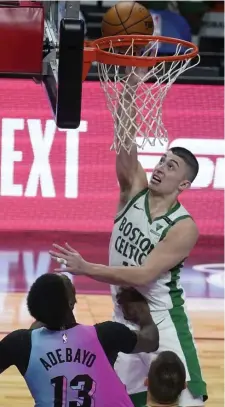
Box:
169, 147, 199, 182
148, 351, 186, 404
27, 274, 70, 330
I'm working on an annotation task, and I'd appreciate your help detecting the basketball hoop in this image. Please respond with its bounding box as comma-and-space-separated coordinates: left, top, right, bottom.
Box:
83, 35, 200, 154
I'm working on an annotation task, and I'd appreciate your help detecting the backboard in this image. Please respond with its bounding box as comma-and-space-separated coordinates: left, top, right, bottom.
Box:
43, 1, 84, 129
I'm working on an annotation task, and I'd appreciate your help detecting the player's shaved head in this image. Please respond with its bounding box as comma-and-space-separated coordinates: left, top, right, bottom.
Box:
147, 351, 186, 404
27, 274, 75, 330
169, 147, 199, 183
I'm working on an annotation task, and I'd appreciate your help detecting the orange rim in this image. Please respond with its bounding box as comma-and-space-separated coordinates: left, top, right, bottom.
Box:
83, 43, 96, 81
82, 35, 199, 80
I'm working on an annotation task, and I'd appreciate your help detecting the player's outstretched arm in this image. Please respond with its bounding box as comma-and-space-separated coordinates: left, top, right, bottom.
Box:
83, 218, 198, 285
116, 80, 148, 210
50, 218, 198, 285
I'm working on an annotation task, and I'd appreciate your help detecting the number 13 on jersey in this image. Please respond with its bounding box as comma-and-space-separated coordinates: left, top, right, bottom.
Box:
51, 374, 96, 407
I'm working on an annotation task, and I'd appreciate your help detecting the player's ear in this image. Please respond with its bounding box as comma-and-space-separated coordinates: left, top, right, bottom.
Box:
144, 377, 148, 387
178, 180, 191, 192
183, 381, 187, 389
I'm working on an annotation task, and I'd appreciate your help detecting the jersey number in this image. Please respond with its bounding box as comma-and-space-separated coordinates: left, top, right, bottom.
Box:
51, 374, 95, 407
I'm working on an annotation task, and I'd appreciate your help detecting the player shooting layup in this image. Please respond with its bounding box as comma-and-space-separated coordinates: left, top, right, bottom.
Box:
50, 75, 208, 407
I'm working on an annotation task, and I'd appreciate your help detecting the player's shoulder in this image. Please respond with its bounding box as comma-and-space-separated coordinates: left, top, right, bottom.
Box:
0, 329, 32, 376
187, 217, 199, 239
174, 203, 198, 231
177, 212, 198, 231
1, 329, 31, 357
2, 329, 31, 344
168, 215, 199, 243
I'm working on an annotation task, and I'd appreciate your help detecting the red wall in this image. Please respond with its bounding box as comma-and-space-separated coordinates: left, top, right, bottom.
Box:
0, 79, 223, 237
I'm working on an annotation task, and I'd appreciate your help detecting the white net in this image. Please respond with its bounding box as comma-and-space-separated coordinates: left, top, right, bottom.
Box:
97, 38, 200, 154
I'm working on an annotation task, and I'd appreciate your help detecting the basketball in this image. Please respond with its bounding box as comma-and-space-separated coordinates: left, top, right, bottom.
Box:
101, 1, 154, 37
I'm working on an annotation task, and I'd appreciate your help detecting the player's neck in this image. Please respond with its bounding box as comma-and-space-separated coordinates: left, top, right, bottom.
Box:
63, 310, 76, 328
147, 396, 178, 407
147, 403, 178, 407
148, 190, 178, 217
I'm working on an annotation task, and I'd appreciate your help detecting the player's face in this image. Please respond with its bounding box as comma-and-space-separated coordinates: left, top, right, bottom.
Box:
149, 151, 191, 195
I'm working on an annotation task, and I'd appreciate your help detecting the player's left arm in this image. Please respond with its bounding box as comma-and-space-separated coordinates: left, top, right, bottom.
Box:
0, 330, 31, 375
50, 218, 199, 286
0, 336, 13, 373
83, 218, 198, 285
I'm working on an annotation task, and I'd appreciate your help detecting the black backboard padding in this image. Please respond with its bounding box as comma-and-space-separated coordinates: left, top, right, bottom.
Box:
43, 18, 84, 129
57, 18, 84, 128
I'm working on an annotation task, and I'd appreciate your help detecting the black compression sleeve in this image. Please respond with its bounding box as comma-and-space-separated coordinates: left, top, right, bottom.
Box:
0, 329, 32, 376
95, 321, 137, 357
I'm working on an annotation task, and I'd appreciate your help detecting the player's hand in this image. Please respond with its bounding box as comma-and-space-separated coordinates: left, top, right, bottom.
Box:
49, 243, 85, 274
116, 287, 150, 326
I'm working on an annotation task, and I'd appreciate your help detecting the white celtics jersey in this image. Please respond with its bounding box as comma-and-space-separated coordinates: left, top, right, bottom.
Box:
109, 188, 192, 317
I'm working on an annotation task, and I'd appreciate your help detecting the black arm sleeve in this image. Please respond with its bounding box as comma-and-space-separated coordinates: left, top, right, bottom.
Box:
95, 321, 137, 365
0, 329, 32, 376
